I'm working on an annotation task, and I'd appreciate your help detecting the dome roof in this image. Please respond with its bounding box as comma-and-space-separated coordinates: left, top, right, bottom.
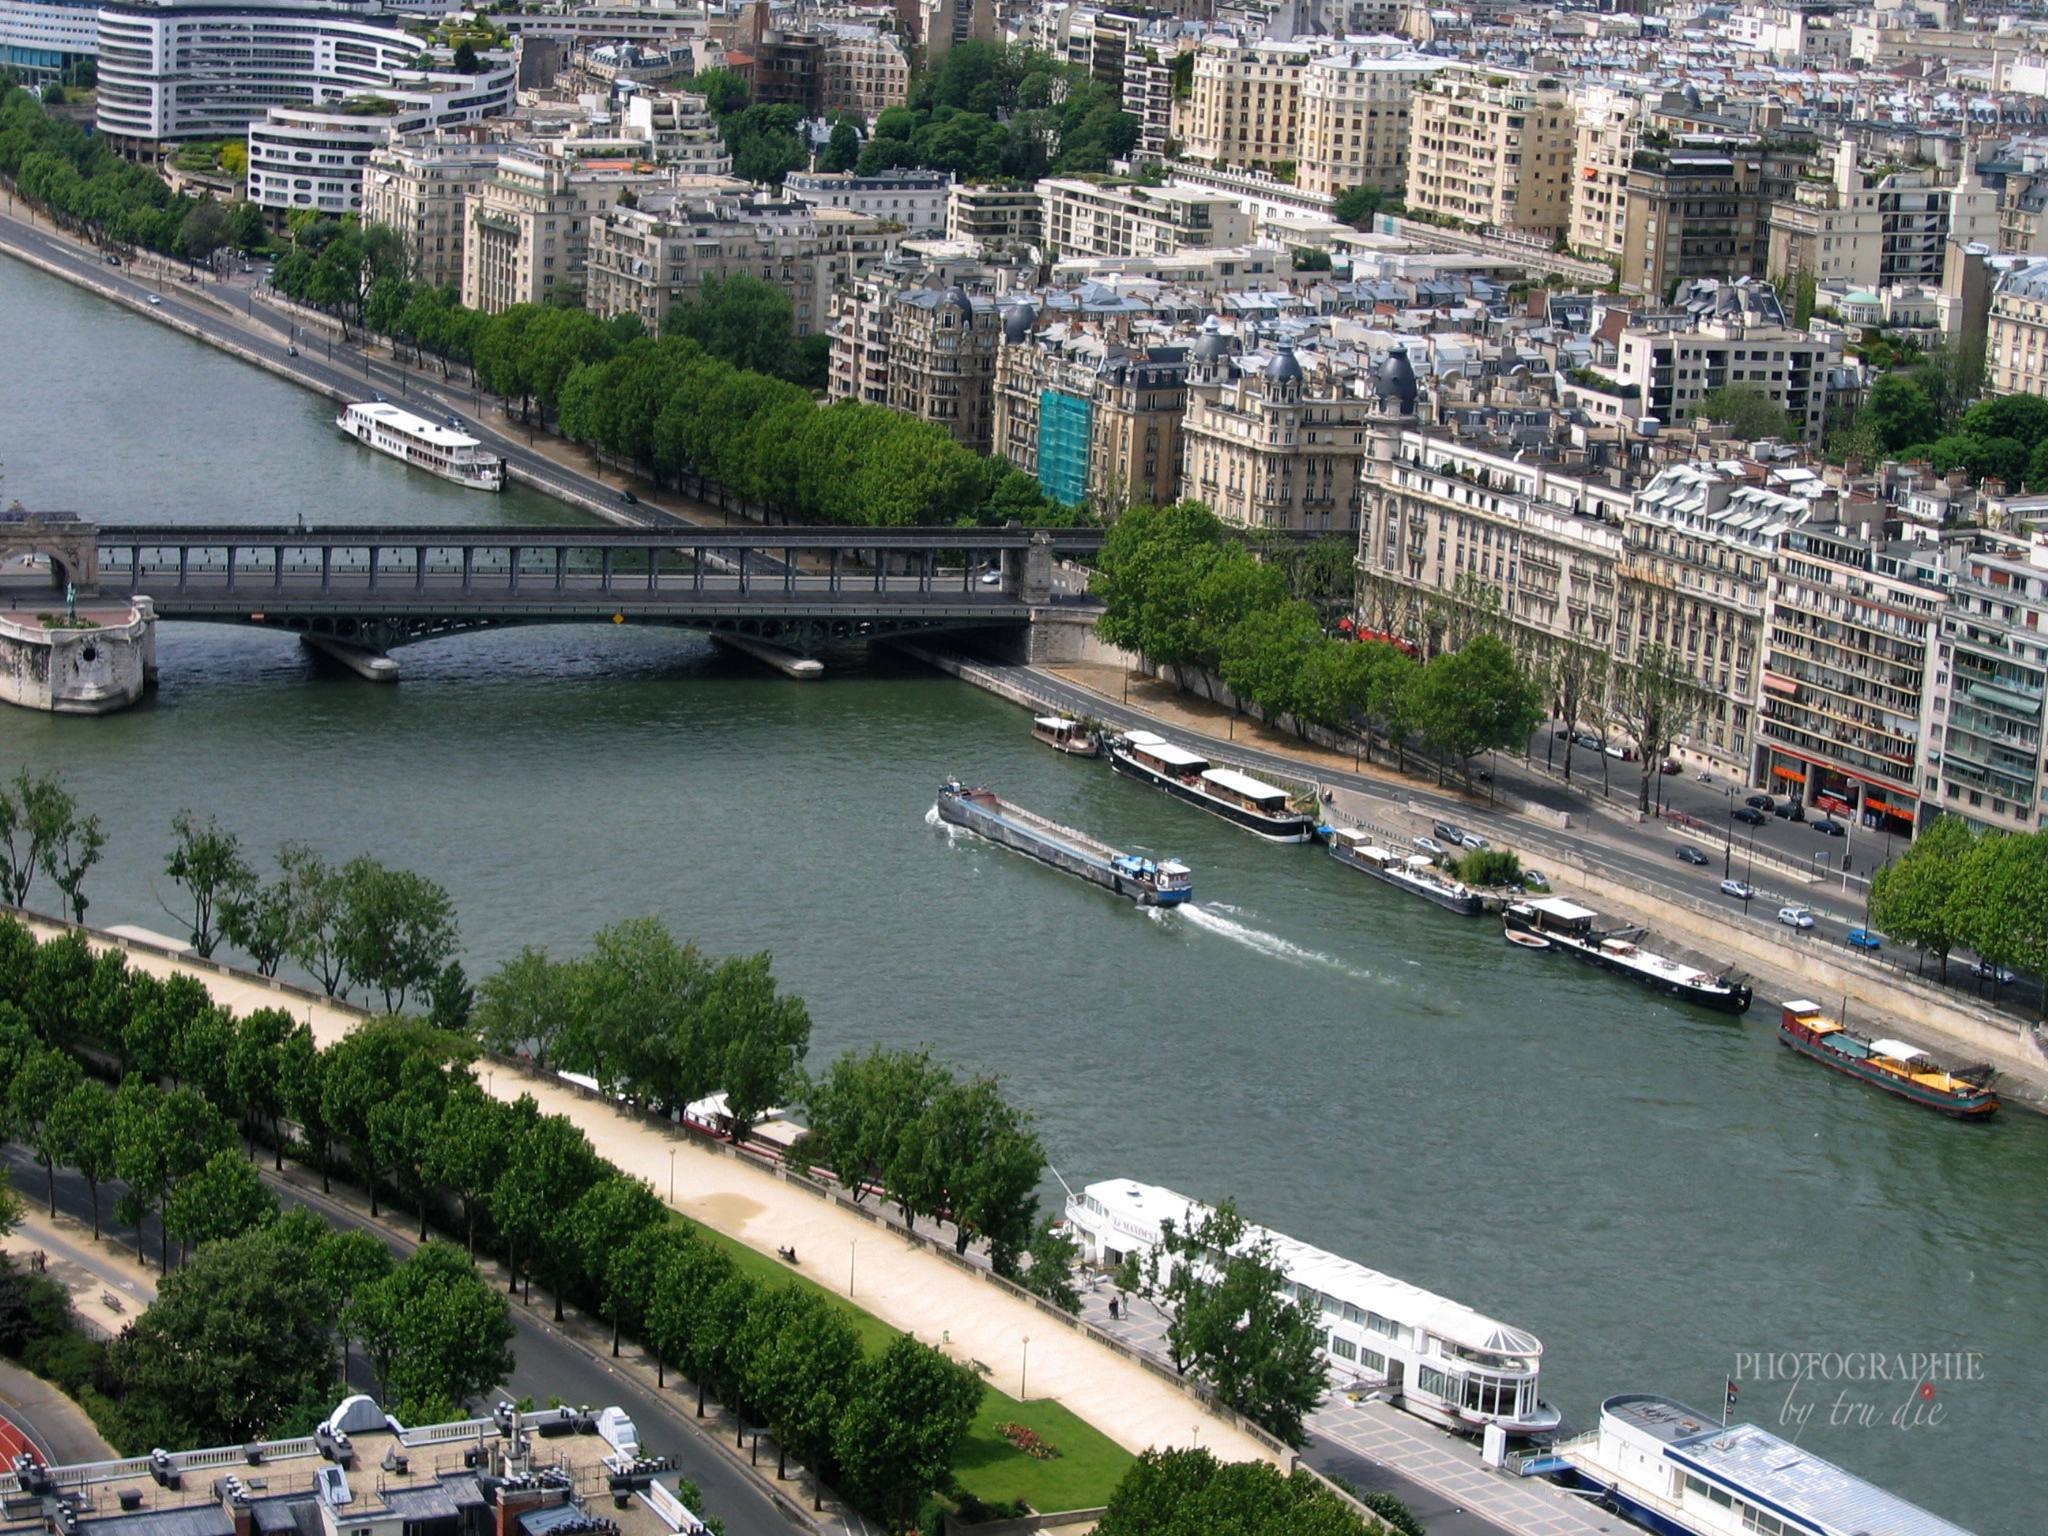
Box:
1192, 330, 1234, 361
942, 286, 974, 325
1003, 304, 1034, 343
1375, 345, 1418, 412
1266, 347, 1304, 383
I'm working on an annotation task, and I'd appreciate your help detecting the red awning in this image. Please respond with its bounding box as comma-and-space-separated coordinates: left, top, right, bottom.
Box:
1865, 796, 1915, 819
1763, 673, 1800, 696
1771, 765, 1807, 782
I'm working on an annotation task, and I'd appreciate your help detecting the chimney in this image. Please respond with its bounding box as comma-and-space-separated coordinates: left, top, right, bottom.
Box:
1946, 467, 1968, 493
1984, 478, 2007, 498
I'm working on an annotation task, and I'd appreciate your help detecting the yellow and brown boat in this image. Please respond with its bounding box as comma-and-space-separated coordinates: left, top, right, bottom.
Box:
1778, 1000, 1998, 1117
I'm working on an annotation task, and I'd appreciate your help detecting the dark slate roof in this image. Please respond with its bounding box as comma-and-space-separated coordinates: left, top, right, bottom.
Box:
80, 1507, 235, 1536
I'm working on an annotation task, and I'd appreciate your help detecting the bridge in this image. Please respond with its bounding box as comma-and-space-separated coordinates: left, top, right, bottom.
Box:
1, 519, 1107, 661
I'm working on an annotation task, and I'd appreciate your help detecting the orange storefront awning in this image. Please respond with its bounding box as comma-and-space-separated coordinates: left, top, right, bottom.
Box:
1772, 765, 1807, 782
1763, 673, 1800, 696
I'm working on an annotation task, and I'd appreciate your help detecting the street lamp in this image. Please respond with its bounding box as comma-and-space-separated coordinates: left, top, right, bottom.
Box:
1021, 1336, 1030, 1401
668, 1148, 675, 1203
848, 1239, 857, 1299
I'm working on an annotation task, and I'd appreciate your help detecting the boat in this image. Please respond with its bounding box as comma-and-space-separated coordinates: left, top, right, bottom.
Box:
1067, 1179, 1563, 1439
1108, 731, 1315, 843
1777, 1000, 1998, 1117
1031, 715, 1101, 757
1323, 826, 1481, 915
337, 401, 506, 491
1503, 897, 1752, 1013
1560, 1394, 1980, 1536
1504, 930, 1551, 951
934, 781, 1191, 906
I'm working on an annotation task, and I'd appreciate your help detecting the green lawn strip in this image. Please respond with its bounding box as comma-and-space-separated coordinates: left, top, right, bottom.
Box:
679, 1220, 1134, 1510
952, 1395, 1135, 1512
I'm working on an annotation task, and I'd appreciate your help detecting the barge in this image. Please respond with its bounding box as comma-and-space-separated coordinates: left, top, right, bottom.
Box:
1031, 715, 1101, 757
1108, 731, 1315, 843
1504, 897, 1752, 1013
1778, 1000, 1997, 1117
1324, 826, 1481, 915
935, 781, 1190, 906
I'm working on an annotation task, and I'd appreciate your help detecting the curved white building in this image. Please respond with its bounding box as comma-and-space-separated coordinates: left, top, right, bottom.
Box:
94, 0, 426, 155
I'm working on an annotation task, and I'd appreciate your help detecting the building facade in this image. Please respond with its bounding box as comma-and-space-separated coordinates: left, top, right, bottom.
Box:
947, 182, 1042, 251
1037, 176, 1252, 258
783, 169, 952, 233
1295, 47, 1434, 201
462, 147, 673, 312
1567, 87, 1638, 272
0, 0, 96, 86
1405, 64, 1574, 238
883, 286, 1003, 454
820, 26, 909, 120
1925, 532, 2048, 833
362, 131, 503, 292
1985, 257, 2048, 398
993, 319, 1187, 510
1173, 37, 1316, 174
1620, 139, 1807, 300
1611, 285, 1839, 442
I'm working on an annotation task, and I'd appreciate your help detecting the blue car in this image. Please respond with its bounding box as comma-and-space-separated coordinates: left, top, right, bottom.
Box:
1846, 928, 1882, 952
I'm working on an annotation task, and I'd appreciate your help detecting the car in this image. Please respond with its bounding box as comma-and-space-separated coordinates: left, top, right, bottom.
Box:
1433, 822, 1467, 846
1554, 729, 1571, 740
446, 415, 463, 429
1732, 807, 1768, 825
1778, 906, 1815, 929
1412, 836, 1447, 858
286, 344, 298, 356
1659, 758, 1682, 775
1676, 845, 1710, 866
1812, 818, 1845, 837
1745, 793, 1774, 811
373, 393, 385, 403
617, 489, 638, 504
1574, 732, 1602, 751
1773, 799, 1806, 821
978, 568, 1002, 586
1605, 743, 1640, 761
104, 254, 120, 266
1520, 871, 1551, 891
1720, 879, 1755, 901
1458, 831, 1491, 850
1846, 928, 1883, 951
146, 294, 162, 306
1970, 960, 2018, 985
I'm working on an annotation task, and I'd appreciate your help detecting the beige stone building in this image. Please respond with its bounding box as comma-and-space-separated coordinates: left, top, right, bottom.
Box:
1173, 37, 1318, 174
461, 147, 675, 312
1986, 257, 2048, 398
361, 132, 504, 292
1405, 64, 1574, 238
1567, 86, 1639, 271
1295, 47, 1436, 201
947, 182, 1043, 251
993, 316, 1188, 510
1608, 281, 1839, 442
884, 286, 1005, 454
1037, 176, 1252, 258
821, 27, 911, 120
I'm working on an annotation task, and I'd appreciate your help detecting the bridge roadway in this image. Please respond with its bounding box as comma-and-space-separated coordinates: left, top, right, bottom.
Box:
80, 523, 1105, 655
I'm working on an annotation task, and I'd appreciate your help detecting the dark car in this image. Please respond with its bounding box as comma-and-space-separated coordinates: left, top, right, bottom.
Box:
1676, 845, 1710, 866
1744, 793, 1774, 811
1732, 807, 1768, 826
1812, 818, 1845, 837
1773, 799, 1806, 821
618, 489, 639, 504
1433, 822, 1467, 846
1659, 758, 1682, 775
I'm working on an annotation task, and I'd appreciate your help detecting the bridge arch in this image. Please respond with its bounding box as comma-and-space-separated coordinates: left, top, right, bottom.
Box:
0, 512, 100, 594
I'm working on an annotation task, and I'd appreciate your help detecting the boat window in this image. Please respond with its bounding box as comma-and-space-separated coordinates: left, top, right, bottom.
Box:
1329, 1336, 1358, 1361
1365, 1311, 1402, 1339
1321, 1292, 1342, 1315
1358, 1347, 1386, 1374
1416, 1365, 1454, 1400
1462, 1371, 1522, 1417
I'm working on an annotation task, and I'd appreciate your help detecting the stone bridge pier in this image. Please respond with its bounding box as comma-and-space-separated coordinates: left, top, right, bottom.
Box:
0, 510, 100, 593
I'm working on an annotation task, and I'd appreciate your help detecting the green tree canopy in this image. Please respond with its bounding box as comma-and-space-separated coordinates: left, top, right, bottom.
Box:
1869, 815, 1975, 979
1696, 383, 1800, 442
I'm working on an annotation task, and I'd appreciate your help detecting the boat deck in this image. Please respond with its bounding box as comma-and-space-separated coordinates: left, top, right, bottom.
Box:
955, 790, 1124, 866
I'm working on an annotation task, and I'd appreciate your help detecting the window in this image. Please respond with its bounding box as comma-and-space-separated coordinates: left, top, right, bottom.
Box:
1417, 1365, 1454, 1399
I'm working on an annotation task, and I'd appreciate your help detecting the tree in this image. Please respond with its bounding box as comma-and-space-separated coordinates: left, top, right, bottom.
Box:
1952, 832, 2048, 1013
1407, 634, 1543, 786
663, 273, 798, 379
692, 66, 750, 118
0, 768, 90, 912
833, 1335, 985, 1529
312, 1227, 393, 1387
226, 1007, 298, 1166
427, 1087, 513, 1255
336, 857, 460, 1012
220, 873, 300, 977
896, 1075, 1044, 1261
280, 1025, 333, 1191
10, 1047, 81, 1215
1546, 640, 1610, 784
700, 952, 811, 1136
737, 1285, 862, 1482
163, 810, 254, 958
46, 1078, 116, 1237
569, 1175, 668, 1354
799, 1046, 948, 1206
1611, 641, 1709, 813
1696, 383, 1798, 443
452, 39, 480, 73
350, 1241, 514, 1417
38, 801, 103, 924
163, 1147, 278, 1248
488, 1106, 600, 1310
1015, 1217, 1081, 1313
473, 946, 578, 1069
1128, 1199, 1325, 1448
822, 118, 861, 173
1333, 186, 1388, 228
1869, 815, 1974, 981
280, 843, 351, 997
1861, 375, 1939, 453
178, 198, 232, 259
104, 1228, 337, 1451
1097, 1448, 1379, 1536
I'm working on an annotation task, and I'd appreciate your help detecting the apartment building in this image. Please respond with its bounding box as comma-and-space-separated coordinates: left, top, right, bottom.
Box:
1121, 43, 1176, 161
362, 133, 502, 291
462, 147, 674, 312
1761, 520, 1951, 840
1620, 138, 1807, 299
784, 169, 952, 233
1037, 177, 1252, 258
1927, 532, 2048, 833
0, 0, 95, 88
884, 286, 1004, 454
619, 91, 732, 178
586, 191, 884, 335
1766, 143, 1995, 291
1568, 86, 1640, 271
1610, 282, 1840, 442
1173, 37, 1318, 174
948, 183, 1043, 251
1405, 64, 1575, 238
1621, 463, 1810, 775
821, 26, 910, 120
1295, 47, 1435, 201
993, 316, 1187, 509
1983, 256, 2048, 398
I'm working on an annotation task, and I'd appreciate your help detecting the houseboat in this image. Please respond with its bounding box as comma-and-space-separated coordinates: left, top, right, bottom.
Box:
1067, 1179, 1561, 1439
1561, 1393, 1979, 1536
1324, 826, 1482, 915
1777, 1001, 1997, 1117
935, 782, 1190, 906
1108, 731, 1315, 842
1504, 897, 1752, 1013
1031, 716, 1101, 757
337, 402, 506, 491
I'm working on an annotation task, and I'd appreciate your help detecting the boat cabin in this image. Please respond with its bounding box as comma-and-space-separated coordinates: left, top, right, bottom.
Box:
1032, 716, 1099, 754
1120, 731, 1209, 780
1516, 897, 1599, 936
1199, 766, 1293, 815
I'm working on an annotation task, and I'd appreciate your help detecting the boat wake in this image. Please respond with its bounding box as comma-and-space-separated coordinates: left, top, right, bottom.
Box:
924, 804, 972, 842
1169, 902, 1378, 980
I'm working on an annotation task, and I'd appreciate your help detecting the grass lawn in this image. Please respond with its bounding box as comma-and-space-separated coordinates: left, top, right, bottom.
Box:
681, 1220, 1133, 1511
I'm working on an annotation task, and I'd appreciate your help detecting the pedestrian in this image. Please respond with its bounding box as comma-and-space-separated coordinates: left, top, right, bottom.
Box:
1109, 1296, 1119, 1320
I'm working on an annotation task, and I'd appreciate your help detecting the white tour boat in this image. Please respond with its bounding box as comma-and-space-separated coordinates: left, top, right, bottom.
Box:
1108, 731, 1315, 842
1066, 1179, 1561, 1437
337, 402, 506, 491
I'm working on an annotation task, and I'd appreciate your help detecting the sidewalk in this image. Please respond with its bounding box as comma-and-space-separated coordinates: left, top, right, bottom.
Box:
1, 1202, 157, 1339
0, 1361, 115, 1466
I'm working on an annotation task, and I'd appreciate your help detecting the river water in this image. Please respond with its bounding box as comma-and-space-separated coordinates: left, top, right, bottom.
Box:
4, 256, 2042, 1535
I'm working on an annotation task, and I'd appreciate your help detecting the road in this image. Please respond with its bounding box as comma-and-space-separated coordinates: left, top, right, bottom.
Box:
0, 1148, 816, 1536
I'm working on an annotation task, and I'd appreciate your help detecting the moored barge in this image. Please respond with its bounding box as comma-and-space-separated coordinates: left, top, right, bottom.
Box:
1778, 1000, 1997, 1117
337, 401, 506, 490
1504, 897, 1752, 1013
1324, 826, 1482, 915
1108, 731, 1314, 842
1031, 715, 1101, 757
935, 781, 1191, 906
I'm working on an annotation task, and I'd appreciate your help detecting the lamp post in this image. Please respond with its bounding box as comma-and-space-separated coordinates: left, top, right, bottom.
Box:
669, 1148, 675, 1203
848, 1239, 857, 1299
1021, 1336, 1030, 1401
1723, 784, 1736, 879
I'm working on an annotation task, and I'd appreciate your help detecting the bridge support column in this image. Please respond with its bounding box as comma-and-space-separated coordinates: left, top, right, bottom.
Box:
300, 634, 401, 683
711, 636, 823, 679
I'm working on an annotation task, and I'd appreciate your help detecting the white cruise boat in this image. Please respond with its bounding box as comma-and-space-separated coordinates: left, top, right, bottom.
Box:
1561, 1394, 1978, 1536
337, 402, 506, 491
1108, 731, 1315, 842
1066, 1179, 1561, 1438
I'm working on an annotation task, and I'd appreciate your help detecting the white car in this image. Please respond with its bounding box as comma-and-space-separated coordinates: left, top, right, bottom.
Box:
1458, 831, 1490, 850
1777, 906, 1815, 929
1971, 960, 2017, 985
146, 294, 162, 306
1412, 836, 1447, 859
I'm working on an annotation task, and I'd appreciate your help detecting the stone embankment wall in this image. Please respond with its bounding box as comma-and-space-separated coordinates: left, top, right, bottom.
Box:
0, 600, 155, 714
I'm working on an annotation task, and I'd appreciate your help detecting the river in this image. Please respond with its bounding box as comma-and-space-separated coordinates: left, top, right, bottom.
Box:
3, 255, 2041, 1536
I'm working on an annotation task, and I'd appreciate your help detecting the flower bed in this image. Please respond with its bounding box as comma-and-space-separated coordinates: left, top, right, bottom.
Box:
995, 1422, 1061, 1460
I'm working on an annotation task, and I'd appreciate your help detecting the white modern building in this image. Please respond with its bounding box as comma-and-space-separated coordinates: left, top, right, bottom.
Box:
782, 169, 953, 233
0, 0, 98, 86
1065, 1180, 1560, 1437
94, 0, 428, 155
